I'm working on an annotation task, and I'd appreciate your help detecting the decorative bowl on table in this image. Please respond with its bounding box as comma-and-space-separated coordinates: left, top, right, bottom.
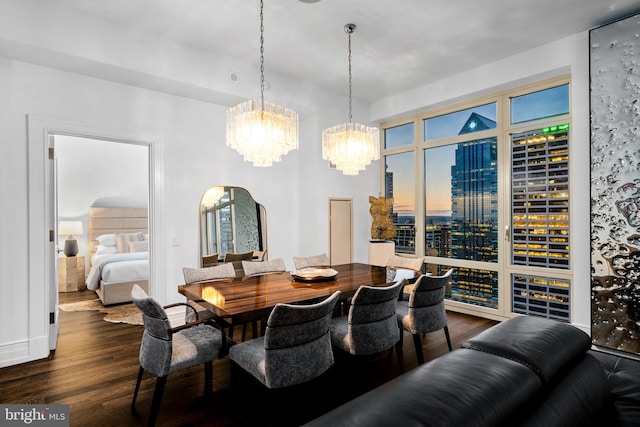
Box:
291, 267, 338, 282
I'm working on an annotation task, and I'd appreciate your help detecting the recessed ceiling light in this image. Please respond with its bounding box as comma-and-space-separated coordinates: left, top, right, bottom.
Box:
299, 0, 322, 3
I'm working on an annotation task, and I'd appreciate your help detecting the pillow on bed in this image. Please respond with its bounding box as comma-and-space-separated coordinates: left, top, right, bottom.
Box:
95, 244, 117, 255
128, 241, 148, 253
116, 232, 146, 253
96, 234, 117, 246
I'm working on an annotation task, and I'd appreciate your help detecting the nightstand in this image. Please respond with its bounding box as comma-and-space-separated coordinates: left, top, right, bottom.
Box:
58, 256, 86, 292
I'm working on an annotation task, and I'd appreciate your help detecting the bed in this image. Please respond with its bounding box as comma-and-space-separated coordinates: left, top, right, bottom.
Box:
86, 206, 149, 305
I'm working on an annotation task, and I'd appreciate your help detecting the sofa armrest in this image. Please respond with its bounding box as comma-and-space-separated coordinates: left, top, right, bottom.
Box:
515, 354, 611, 427
463, 316, 591, 384
304, 349, 540, 427
590, 350, 640, 427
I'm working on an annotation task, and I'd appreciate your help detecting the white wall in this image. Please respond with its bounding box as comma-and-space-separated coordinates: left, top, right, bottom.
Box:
0, 58, 377, 367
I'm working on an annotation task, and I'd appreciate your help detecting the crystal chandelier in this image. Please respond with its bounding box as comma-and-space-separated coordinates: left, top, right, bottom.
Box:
322, 23, 379, 176
226, 0, 298, 167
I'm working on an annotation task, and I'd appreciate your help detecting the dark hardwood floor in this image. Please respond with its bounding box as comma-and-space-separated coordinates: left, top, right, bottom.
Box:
0, 290, 497, 427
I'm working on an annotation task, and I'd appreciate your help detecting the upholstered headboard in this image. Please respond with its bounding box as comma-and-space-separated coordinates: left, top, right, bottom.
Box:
88, 206, 148, 262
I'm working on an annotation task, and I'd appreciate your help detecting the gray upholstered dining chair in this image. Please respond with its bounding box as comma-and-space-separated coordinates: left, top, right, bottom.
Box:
224, 251, 255, 278
293, 253, 330, 270
396, 269, 454, 364
201, 253, 219, 268
182, 262, 255, 341
183, 262, 236, 287
183, 263, 235, 324
386, 254, 424, 299
329, 280, 404, 356
228, 291, 341, 389
130, 284, 234, 427
241, 257, 286, 276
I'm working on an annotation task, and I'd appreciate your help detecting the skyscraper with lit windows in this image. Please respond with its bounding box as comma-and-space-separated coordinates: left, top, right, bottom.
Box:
448, 113, 499, 307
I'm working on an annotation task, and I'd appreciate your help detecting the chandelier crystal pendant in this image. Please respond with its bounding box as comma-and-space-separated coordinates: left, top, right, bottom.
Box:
226, 0, 298, 167
322, 23, 379, 176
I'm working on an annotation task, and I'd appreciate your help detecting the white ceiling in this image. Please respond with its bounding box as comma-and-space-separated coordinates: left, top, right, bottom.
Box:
9, 0, 640, 103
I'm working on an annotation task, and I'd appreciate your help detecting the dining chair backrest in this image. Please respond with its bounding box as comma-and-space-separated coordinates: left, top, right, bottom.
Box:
224, 251, 255, 263
262, 290, 341, 388
386, 254, 424, 282
293, 253, 330, 270
391, 268, 418, 286
202, 253, 219, 268
406, 269, 453, 334
386, 254, 424, 271
182, 263, 237, 323
131, 284, 173, 376
182, 262, 236, 284
345, 280, 404, 355
241, 258, 286, 276
224, 251, 255, 278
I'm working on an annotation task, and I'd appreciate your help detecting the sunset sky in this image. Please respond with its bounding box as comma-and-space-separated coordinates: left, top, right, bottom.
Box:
384, 84, 569, 217
385, 103, 496, 216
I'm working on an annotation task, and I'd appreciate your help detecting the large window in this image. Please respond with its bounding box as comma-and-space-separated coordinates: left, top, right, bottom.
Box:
424, 139, 498, 263
384, 124, 416, 254
424, 103, 496, 141
511, 85, 569, 124
381, 79, 571, 321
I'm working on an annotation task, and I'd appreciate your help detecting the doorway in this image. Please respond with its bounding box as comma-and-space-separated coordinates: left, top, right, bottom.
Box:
329, 198, 353, 265
23, 114, 164, 367
53, 135, 150, 346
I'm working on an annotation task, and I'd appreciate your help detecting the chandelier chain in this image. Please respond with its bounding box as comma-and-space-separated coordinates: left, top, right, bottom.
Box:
226, 0, 299, 168
347, 27, 352, 123
259, 0, 265, 111
321, 23, 379, 176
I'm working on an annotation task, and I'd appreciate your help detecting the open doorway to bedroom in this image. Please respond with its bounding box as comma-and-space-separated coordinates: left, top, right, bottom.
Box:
54, 135, 150, 309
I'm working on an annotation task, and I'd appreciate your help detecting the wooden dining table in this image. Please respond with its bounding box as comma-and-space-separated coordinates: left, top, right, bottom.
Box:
178, 262, 388, 327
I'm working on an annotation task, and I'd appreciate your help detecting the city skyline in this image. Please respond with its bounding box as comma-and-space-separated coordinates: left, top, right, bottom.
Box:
385, 103, 497, 214
384, 84, 569, 214
383, 83, 571, 320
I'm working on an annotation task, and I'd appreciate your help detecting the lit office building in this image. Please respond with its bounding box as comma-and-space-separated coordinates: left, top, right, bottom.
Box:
510, 125, 570, 321
511, 126, 570, 269
426, 221, 451, 258
395, 223, 416, 253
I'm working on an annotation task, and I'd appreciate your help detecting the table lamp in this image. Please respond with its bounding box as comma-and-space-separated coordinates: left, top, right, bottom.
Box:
59, 220, 83, 257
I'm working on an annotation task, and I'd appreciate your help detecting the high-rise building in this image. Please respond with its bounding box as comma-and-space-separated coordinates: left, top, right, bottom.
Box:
385, 163, 416, 253
448, 113, 499, 307
510, 126, 570, 321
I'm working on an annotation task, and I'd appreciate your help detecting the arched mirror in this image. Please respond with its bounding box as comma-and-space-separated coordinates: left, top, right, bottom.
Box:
200, 186, 267, 267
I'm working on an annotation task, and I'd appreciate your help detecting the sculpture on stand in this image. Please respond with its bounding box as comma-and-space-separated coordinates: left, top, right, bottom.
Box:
369, 196, 397, 241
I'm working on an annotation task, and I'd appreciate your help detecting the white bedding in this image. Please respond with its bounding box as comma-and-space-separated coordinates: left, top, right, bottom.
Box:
86, 252, 149, 290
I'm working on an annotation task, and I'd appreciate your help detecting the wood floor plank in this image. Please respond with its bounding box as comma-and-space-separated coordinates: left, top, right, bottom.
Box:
0, 290, 497, 426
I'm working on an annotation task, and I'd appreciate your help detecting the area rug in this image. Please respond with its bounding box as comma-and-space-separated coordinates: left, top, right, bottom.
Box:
59, 299, 143, 326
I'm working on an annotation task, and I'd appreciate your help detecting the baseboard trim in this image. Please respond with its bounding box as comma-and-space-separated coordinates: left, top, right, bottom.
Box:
0, 336, 49, 368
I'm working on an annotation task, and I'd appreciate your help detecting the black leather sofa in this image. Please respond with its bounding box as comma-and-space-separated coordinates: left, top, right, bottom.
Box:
305, 315, 640, 427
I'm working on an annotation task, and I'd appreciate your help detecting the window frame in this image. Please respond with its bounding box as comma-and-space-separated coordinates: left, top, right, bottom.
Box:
379, 75, 572, 322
